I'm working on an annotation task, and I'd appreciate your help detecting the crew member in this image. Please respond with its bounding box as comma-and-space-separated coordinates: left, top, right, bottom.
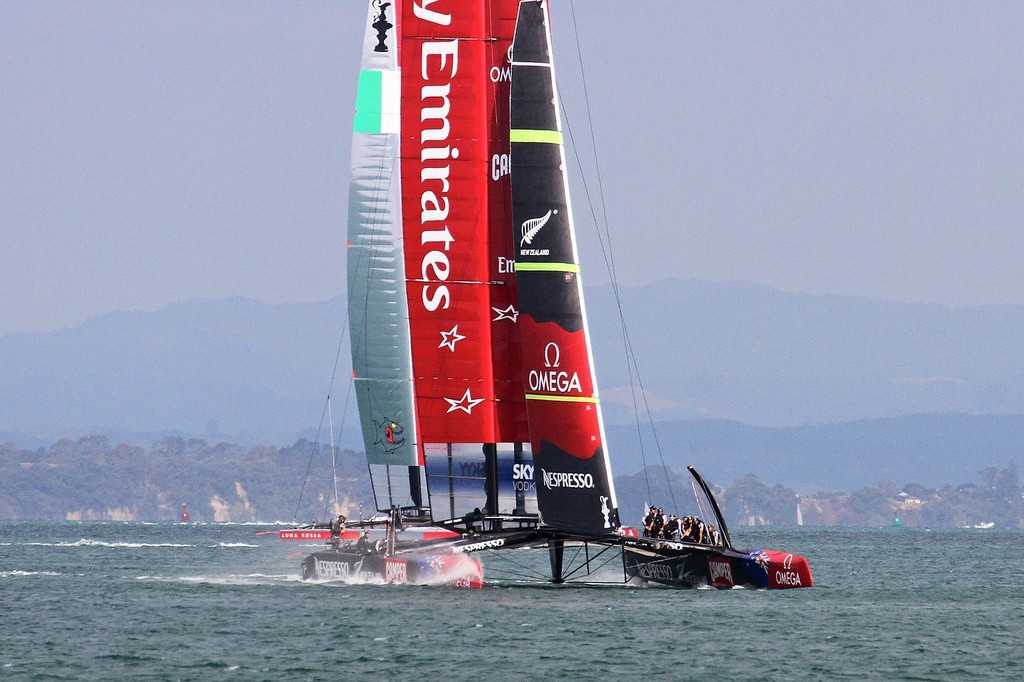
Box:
643, 505, 658, 537
652, 508, 665, 539
679, 516, 694, 543
663, 514, 679, 541
706, 524, 721, 546
330, 513, 346, 549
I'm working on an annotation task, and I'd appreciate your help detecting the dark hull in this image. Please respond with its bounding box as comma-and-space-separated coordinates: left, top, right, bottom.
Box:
301, 548, 483, 588
622, 538, 813, 589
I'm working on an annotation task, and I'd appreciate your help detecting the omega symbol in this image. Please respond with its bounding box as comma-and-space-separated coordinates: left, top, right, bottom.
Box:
544, 342, 560, 368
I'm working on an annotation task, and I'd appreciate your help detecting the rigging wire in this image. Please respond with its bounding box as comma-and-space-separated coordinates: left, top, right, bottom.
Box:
319, 322, 359, 525
328, 396, 339, 512
563, 0, 676, 512
291, 317, 350, 524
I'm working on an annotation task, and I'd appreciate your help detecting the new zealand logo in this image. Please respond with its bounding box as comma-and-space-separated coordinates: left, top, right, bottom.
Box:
371, 1, 393, 53
520, 209, 554, 246
519, 210, 555, 255
373, 418, 405, 453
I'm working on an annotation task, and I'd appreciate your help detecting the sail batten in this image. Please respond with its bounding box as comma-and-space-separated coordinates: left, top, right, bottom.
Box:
510, 129, 563, 144
525, 394, 600, 404
515, 262, 580, 273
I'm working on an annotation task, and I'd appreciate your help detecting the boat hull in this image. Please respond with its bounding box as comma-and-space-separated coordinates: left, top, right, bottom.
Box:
622, 539, 813, 589
301, 549, 483, 589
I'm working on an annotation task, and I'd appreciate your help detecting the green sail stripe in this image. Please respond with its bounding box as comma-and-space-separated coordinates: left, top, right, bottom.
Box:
510, 128, 563, 144
525, 394, 600, 404
515, 262, 580, 273
353, 70, 383, 133
353, 70, 399, 134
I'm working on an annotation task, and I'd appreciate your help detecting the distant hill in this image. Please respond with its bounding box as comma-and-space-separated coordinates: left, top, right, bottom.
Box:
606, 413, 1024, 492
586, 279, 1024, 426
4, 436, 1019, 526
2, 279, 1023, 489
0, 297, 346, 446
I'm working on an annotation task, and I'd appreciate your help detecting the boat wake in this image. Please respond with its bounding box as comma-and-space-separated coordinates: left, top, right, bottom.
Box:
1, 570, 63, 578
134, 573, 302, 586
215, 542, 260, 548
302, 573, 388, 587
25, 539, 194, 548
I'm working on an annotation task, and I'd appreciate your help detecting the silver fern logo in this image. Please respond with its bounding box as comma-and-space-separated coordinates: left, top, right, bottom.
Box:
520, 209, 556, 256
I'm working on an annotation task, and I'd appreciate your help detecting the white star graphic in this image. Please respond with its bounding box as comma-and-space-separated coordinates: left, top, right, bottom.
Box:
438, 325, 465, 352
444, 388, 485, 414
491, 304, 519, 322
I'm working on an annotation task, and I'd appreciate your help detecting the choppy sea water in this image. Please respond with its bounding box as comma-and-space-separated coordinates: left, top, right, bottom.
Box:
2, 522, 1022, 680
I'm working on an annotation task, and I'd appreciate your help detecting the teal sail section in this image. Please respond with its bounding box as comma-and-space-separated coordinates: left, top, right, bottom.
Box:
347, 0, 418, 467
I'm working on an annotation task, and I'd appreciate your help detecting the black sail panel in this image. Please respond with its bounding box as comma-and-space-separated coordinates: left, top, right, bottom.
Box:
510, 0, 619, 536
516, 270, 583, 332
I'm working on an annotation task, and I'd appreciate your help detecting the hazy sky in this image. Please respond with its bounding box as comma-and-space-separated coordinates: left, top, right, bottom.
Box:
2, 1, 1021, 335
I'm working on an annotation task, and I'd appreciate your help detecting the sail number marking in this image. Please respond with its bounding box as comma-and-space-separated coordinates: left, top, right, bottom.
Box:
491, 153, 510, 180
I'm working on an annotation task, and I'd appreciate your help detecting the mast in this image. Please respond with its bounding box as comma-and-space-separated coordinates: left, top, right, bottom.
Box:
510, 0, 620, 535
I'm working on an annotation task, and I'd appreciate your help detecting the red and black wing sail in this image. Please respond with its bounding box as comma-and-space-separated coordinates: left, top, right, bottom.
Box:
509, 0, 619, 535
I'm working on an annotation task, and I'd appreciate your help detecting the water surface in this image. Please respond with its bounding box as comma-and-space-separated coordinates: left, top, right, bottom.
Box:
2, 522, 1020, 679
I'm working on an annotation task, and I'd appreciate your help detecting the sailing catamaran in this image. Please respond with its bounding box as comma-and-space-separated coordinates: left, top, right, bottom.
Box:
292, 0, 812, 590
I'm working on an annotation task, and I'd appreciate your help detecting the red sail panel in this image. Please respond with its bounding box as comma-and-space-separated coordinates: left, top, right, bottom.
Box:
400, 1, 526, 445
486, 2, 530, 443
518, 317, 600, 456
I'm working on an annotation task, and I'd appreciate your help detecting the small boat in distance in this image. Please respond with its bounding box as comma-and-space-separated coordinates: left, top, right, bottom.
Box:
285, 0, 812, 590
